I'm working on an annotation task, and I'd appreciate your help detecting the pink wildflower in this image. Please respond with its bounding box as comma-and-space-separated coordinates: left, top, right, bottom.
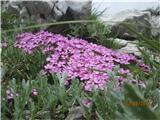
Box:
32, 88, 38, 96
82, 98, 91, 108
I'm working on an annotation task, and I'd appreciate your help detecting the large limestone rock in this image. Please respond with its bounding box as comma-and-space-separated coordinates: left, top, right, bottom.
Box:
101, 9, 160, 39
2, 0, 91, 34
2, 0, 92, 24
105, 10, 152, 40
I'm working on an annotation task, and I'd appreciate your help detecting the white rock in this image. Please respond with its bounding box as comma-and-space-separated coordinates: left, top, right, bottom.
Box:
118, 42, 141, 57
150, 15, 160, 37
114, 38, 128, 47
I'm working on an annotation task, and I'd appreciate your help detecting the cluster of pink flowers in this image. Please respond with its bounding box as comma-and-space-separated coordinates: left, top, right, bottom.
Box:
138, 62, 150, 74
15, 31, 144, 91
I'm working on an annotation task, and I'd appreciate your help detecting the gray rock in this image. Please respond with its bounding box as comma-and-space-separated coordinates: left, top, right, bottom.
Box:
2, 0, 91, 24
150, 15, 160, 37
108, 10, 152, 40
113, 38, 128, 47
65, 106, 85, 120
101, 9, 160, 39
118, 42, 142, 57
1, 0, 91, 34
